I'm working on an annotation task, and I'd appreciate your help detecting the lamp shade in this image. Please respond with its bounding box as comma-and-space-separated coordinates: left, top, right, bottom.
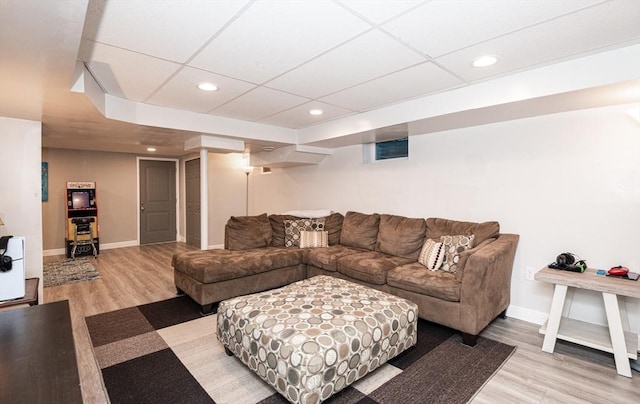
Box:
0, 217, 4, 226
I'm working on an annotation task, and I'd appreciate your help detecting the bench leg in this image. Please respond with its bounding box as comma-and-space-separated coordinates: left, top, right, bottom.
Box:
499, 309, 507, 319
175, 287, 185, 296
461, 333, 478, 347
224, 347, 233, 356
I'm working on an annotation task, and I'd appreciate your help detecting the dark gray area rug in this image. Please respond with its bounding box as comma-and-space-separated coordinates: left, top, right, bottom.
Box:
85, 296, 515, 404
43, 257, 100, 287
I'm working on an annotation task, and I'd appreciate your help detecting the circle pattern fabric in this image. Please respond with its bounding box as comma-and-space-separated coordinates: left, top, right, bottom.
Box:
217, 275, 418, 404
283, 218, 325, 247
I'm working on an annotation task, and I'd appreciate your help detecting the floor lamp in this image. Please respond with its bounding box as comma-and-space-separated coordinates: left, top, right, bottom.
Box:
243, 166, 253, 216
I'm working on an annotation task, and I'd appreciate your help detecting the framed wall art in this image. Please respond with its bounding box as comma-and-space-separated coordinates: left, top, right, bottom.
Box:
42, 161, 48, 201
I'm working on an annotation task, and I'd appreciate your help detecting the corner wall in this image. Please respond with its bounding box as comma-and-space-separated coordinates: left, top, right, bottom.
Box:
0, 117, 43, 301
207, 152, 247, 246
251, 103, 640, 332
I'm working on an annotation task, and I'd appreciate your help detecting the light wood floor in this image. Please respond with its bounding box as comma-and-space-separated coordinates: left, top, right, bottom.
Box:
38, 243, 638, 404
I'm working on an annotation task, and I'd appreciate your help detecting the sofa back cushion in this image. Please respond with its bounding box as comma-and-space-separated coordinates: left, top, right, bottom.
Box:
324, 212, 344, 246
268, 214, 298, 247
426, 218, 499, 245
375, 214, 426, 260
340, 211, 380, 251
225, 213, 273, 250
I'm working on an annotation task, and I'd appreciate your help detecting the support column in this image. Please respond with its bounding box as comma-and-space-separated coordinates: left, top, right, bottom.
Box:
199, 148, 208, 250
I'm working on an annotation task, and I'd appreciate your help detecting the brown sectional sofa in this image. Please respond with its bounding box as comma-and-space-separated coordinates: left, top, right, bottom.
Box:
172, 211, 519, 346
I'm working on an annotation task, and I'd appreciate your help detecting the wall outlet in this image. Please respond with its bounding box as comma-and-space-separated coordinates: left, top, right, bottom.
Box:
525, 266, 537, 281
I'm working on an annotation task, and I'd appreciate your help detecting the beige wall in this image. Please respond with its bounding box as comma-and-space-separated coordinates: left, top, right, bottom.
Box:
249, 103, 640, 333
42, 148, 248, 251
41, 148, 139, 250
207, 153, 246, 246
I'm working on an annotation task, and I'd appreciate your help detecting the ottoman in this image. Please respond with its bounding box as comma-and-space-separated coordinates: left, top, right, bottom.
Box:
216, 275, 418, 404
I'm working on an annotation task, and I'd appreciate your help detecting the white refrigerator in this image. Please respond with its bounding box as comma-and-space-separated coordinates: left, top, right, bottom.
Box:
0, 236, 25, 301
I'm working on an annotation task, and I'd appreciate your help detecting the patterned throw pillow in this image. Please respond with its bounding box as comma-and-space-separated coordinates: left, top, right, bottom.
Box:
418, 238, 445, 271
299, 230, 328, 248
440, 235, 475, 274
284, 218, 325, 247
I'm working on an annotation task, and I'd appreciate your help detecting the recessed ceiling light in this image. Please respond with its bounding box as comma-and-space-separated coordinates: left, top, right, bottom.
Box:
197, 82, 219, 91
262, 146, 276, 152
309, 109, 323, 116
146, 147, 156, 152
471, 55, 499, 68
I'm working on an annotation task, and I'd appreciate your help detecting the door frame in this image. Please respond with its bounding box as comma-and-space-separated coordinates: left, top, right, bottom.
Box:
136, 157, 180, 245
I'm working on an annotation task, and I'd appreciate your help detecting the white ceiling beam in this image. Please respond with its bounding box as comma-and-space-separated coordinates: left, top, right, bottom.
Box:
73, 64, 298, 145
296, 44, 640, 145
184, 135, 244, 153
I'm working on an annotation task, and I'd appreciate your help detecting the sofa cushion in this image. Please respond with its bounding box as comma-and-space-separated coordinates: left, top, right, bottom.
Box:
418, 239, 445, 270
426, 218, 499, 245
440, 234, 475, 274
375, 214, 426, 259
387, 262, 461, 302
172, 247, 302, 284
337, 251, 413, 285
225, 213, 272, 250
324, 212, 344, 246
340, 211, 380, 250
304, 245, 363, 272
284, 218, 325, 247
268, 214, 298, 247
299, 230, 328, 248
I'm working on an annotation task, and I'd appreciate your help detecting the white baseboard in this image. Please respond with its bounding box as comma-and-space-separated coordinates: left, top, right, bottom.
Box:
43, 240, 138, 257
506, 304, 548, 325
44, 240, 222, 256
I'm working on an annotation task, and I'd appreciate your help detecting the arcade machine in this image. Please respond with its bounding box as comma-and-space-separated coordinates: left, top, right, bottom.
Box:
65, 181, 99, 259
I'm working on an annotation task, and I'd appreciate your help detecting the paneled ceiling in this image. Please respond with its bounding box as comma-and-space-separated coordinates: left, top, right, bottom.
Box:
1, 0, 639, 156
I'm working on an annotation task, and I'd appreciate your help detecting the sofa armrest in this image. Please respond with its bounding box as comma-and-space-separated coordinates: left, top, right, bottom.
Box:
458, 233, 519, 335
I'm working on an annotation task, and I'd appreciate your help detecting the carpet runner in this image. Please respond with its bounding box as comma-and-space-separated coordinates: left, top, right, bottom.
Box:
85, 296, 515, 404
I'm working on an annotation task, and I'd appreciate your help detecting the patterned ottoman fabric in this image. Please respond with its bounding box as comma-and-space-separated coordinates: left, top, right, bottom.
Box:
216, 275, 418, 404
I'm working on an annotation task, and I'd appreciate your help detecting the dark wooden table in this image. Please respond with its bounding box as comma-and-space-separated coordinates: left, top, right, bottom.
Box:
0, 300, 82, 403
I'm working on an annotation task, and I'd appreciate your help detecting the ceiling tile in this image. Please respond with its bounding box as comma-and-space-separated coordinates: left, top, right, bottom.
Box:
435, 1, 640, 82
212, 86, 309, 122
338, 0, 426, 24
80, 42, 181, 102
259, 101, 354, 129
190, 0, 371, 84
267, 29, 426, 99
320, 62, 463, 111
146, 67, 256, 114
382, 0, 604, 58
83, 0, 249, 63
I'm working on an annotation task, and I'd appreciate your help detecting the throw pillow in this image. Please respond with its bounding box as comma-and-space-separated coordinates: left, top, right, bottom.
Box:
418, 238, 445, 271
440, 234, 475, 274
284, 218, 325, 247
299, 230, 328, 248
